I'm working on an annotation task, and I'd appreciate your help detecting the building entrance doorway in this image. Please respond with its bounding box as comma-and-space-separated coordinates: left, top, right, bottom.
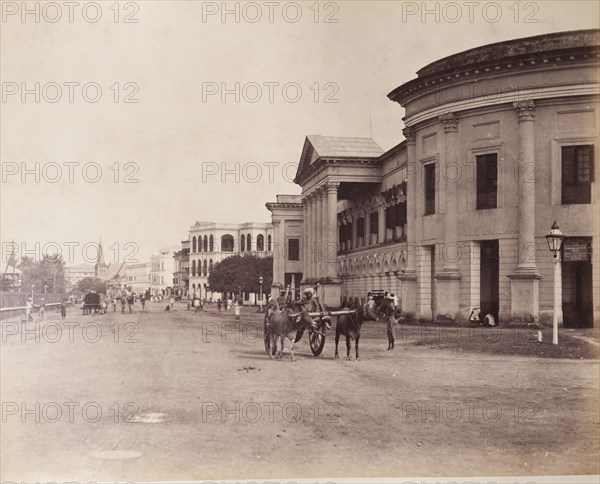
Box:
562, 238, 593, 328
480, 240, 500, 322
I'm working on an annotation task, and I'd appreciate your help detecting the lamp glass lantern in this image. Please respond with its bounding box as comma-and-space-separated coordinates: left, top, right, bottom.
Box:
545, 221, 565, 258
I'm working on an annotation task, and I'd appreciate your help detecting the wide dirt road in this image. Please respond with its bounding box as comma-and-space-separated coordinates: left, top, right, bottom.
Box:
1, 302, 599, 481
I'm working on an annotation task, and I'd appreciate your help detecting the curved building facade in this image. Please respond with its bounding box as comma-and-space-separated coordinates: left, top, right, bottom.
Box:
268, 29, 599, 326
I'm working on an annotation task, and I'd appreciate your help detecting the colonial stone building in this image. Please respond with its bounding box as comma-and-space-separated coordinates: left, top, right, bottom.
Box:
267, 29, 599, 327
187, 221, 273, 302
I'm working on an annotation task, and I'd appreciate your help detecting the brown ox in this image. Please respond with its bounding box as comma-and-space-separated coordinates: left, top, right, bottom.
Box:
335, 306, 364, 360
268, 306, 317, 361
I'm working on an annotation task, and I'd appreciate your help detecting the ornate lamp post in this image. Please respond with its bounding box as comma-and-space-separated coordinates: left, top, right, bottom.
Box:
545, 221, 565, 346
258, 275, 264, 312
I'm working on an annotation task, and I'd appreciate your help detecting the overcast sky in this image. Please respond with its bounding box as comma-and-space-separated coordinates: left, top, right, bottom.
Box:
1, 0, 598, 266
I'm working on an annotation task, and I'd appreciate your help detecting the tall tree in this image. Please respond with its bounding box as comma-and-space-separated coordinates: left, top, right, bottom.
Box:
75, 277, 107, 295
208, 255, 272, 294
18, 256, 66, 294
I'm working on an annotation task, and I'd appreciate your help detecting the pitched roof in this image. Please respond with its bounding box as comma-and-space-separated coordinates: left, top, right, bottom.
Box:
306, 135, 384, 159
106, 261, 126, 279
294, 135, 384, 184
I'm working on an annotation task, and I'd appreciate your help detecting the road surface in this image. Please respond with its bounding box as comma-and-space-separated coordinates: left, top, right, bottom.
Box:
1, 302, 598, 481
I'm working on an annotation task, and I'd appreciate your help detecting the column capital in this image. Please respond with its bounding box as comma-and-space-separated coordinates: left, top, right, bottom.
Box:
316, 186, 327, 199
402, 126, 416, 143
272, 219, 281, 226
513, 100, 536, 121
326, 181, 340, 194
439, 112, 458, 133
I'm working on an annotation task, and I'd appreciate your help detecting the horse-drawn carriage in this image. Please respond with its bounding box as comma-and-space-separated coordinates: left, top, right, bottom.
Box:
82, 292, 105, 315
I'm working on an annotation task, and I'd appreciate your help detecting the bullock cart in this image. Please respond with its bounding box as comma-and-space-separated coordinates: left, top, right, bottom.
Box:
263, 308, 356, 357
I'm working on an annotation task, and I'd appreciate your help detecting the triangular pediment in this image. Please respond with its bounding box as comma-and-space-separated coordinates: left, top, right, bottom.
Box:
294, 135, 384, 184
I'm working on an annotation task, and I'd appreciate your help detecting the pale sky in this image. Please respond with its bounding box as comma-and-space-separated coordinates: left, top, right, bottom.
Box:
1, 0, 598, 265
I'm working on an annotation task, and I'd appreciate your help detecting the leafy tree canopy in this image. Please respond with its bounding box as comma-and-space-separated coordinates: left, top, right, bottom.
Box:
17, 255, 67, 294
207, 255, 272, 294
75, 277, 107, 295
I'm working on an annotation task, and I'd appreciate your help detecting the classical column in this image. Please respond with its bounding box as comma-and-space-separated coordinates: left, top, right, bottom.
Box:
378, 201, 386, 244
302, 196, 310, 279
435, 112, 462, 322
509, 100, 540, 322
272, 220, 282, 287
513, 100, 538, 274
310, 193, 317, 279
326, 182, 340, 278
351, 211, 358, 249
316, 187, 324, 277
439, 112, 460, 271
400, 127, 417, 320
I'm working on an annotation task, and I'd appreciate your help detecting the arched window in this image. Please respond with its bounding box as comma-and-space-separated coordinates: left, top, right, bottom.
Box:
257, 234, 264, 251
221, 234, 234, 252
203, 235, 208, 252
241, 234, 245, 252
209, 235, 214, 252
247, 234, 252, 251
198, 236, 202, 252
203, 260, 207, 276
209, 259, 213, 274
192, 236, 197, 253
192, 260, 196, 276
267, 235, 272, 251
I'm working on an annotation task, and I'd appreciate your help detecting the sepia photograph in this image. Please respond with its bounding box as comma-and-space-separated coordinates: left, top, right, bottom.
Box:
1, 1, 599, 483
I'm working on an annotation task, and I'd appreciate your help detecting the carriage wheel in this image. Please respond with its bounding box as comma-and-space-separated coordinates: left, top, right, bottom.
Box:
308, 328, 325, 356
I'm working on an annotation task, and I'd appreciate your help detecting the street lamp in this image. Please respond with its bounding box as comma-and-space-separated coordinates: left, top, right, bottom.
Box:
44, 284, 48, 294
258, 276, 264, 312
545, 220, 565, 345
31, 284, 35, 300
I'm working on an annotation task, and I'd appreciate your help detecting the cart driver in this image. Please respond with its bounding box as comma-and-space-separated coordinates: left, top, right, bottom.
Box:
301, 287, 331, 329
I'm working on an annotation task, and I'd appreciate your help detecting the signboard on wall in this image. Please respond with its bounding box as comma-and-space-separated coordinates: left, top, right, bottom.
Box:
562, 238, 592, 262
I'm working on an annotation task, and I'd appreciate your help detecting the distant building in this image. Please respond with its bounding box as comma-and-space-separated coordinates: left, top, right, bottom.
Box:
187, 221, 273, 302
105, 262, 127, 292
150, 246, 179, 296
125, 262, 151, 294
173, 239, 190, 298
65, 264, 95, 292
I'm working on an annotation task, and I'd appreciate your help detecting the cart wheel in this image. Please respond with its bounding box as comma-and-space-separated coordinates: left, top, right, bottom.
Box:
308, 327, 325, 356
263, 324, 270, 355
